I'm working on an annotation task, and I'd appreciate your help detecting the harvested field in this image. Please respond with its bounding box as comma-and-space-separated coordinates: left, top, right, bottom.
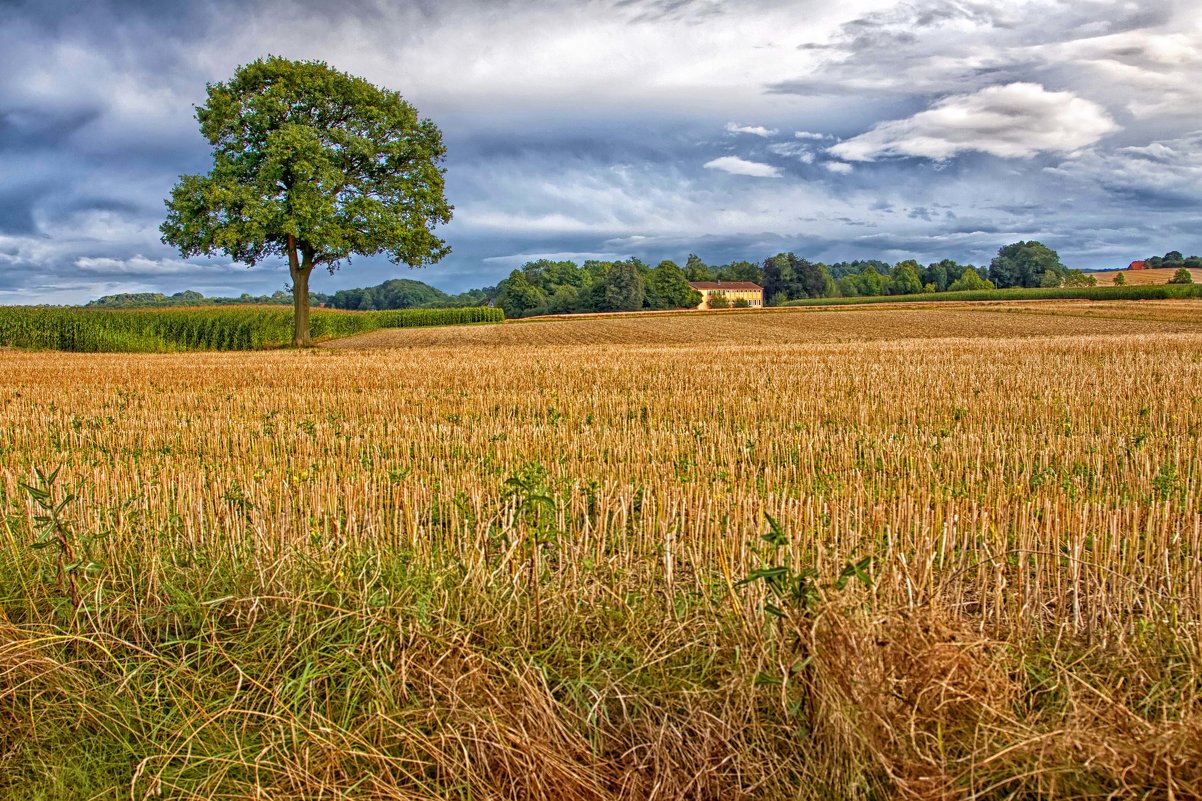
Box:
325, 298, 1202, 348
2, 299, 1201, 799
1091, 266, 1202, 285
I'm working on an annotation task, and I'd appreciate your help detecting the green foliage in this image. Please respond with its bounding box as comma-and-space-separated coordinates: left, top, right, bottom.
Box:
0, 306, 502, 352
989, 241, 1066, 288
1062, 269, 1097, 287
496, 270, 547, 318
493, 257, 706, 317
684, 253, 714, 281
326, 278, 452, 310
370, 307, 503, 329
645, 260, 701, 310
1040, 269, 1064, 288
738, 514, 875, 619
716, 260, 764, 284
600, 260, 646, 311
1113, 272, 1127, 286
1169, 267, 1194, 284
1138, 250, 1200, 271
890, 260, 923, 295
161, 56, 452, 345
86, 289, 301, 308
545, 285, 582, 314
762, 253, 835, 301
20, 466, 94, 609
835, 264, 888, 297
946, 268, 994, 292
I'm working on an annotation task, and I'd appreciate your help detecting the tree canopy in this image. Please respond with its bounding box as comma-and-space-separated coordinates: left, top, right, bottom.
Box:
988, 241, 1066, 289
161, 56, 452, 345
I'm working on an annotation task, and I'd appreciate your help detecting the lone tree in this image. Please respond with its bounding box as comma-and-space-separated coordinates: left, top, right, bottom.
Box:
1169, 267, 1194, 284
161, 56, 452, 346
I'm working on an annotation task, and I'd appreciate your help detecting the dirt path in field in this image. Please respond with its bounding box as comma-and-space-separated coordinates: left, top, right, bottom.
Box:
321, 299, 1202, 349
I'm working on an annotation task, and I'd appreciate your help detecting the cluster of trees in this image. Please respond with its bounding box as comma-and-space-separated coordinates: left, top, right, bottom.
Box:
987, 241, 1096, 289
86, 280, 491, 312
489, 241, 1109, 316
322, 279, 489, 310
495, 259, 701, 318
758, 255, 996, 303
1139, 251, 1202, 271
94, 240, 1198, 318
87, 290, 300, 308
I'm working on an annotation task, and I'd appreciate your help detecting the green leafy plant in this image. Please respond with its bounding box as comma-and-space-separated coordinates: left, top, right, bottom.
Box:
738, 513, 874, 620
21, 466, 98, 608
503, 463, 561, 631
738, 514, 876, 724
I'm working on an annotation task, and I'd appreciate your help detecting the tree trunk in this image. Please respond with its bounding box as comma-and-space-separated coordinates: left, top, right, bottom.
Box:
287, 234, 313, 347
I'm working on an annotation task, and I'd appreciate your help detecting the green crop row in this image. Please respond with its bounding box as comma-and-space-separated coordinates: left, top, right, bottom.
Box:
781, 283, 1202, 307
0, 305, 504, 352
371, 306, 504, 328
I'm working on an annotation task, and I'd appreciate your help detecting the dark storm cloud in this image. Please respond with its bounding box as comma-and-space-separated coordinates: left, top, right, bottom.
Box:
0, 187, 46, 235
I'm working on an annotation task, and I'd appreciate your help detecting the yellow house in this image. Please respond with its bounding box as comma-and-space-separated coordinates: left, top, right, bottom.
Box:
688, 281, 764, 310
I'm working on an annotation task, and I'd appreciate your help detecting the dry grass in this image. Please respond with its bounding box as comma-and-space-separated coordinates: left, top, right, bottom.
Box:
1091, 267, 1202, 286
325, 299, 1202, 348
1, 300, 1201, 799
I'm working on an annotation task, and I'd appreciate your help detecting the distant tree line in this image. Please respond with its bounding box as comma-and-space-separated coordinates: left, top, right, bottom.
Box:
1139, 251, 1202, 271
489, 241, 1111, 317
86, 280, 491, 311
87, 289, 303, 308
85, 242, 1197, 315
322, 279, 490, 310
493, 259, 701, 318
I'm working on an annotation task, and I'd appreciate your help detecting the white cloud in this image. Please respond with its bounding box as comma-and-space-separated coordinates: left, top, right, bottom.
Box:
1048, 132, 1202, 200
768, 141, 816, 164
824, 161, 854, 174
482, 251, 621, 265
725, 122, 778, 137
703, 156, 782, 178
794, 130, 828, 140
74, 255, 244, 275
829, 83, 1119, 162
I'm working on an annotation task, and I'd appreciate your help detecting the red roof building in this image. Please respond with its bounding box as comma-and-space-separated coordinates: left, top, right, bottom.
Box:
1129, 260, 1148, 270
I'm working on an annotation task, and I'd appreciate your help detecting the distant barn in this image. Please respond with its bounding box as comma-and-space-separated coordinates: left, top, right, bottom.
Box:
1129, 260, 1148, 270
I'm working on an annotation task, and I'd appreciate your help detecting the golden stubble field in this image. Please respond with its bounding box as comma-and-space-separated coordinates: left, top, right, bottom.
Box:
1091, 267, 1202, 286
2, 300, 1201, 800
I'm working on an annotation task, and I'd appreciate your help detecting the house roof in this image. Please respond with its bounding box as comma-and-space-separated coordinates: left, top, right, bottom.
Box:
687, 281, 762, 290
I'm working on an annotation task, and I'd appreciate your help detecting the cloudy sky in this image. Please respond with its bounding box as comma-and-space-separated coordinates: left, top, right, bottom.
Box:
2, 0, 1201, 302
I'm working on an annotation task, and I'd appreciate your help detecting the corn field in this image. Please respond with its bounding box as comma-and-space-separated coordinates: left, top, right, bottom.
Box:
1, 301, 1201, 800
0, 305, 504, 352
